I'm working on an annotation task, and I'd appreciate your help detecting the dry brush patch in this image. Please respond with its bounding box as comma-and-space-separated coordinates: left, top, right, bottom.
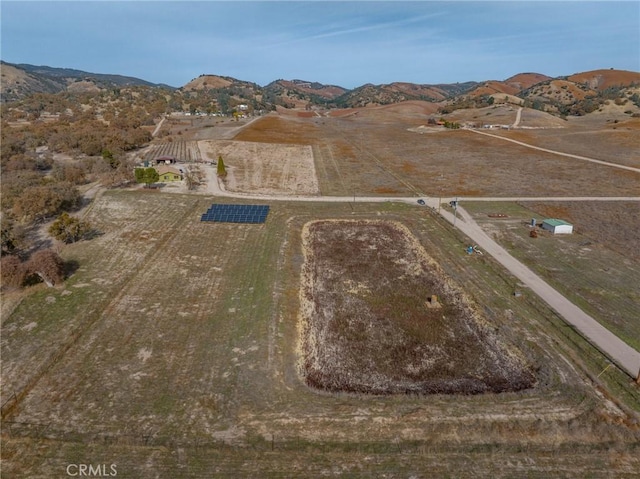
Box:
298, 219, 536, 395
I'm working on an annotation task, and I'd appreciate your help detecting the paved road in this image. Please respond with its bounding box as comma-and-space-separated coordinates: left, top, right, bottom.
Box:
441, 204, 640, 378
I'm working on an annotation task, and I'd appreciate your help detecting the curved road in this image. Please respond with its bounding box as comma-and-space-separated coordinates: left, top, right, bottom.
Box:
196, 137, 640, 379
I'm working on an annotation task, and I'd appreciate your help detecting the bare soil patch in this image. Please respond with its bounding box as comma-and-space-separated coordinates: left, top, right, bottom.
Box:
298, 220, 535, 395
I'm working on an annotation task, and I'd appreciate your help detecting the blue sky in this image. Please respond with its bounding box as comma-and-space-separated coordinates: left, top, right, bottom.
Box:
2, 1, 639, 88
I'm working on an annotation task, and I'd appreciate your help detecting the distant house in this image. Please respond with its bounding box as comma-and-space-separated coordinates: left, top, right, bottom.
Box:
154, 155, 176, 165
541, 219, 573, 234
156, 165, 183, 182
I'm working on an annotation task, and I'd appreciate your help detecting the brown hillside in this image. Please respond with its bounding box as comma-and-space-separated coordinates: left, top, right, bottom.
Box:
0, 63, 64, 101
277, 80, 346, 100
387, 83, 449, 101
527, 79, 595, 105
1, 63, 30, 87
182, 75, 233, 90
504, 72, 551, 90
467, 80, 520, 98
568, 69, 640, 90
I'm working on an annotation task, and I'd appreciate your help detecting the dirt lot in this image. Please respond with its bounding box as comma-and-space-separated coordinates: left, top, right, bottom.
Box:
198, 140, 320, 196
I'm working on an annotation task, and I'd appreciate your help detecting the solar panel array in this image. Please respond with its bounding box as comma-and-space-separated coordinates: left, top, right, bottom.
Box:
200, 204, 269, 224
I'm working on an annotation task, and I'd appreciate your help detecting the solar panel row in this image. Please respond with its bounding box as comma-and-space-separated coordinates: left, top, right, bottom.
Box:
205, 205, 268, 213
200, 204, 270, 224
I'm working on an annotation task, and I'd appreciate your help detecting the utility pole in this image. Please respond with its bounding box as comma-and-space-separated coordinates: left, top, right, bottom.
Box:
453, 197, 458, 228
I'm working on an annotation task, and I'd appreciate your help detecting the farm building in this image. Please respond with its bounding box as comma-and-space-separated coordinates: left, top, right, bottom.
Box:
156, 165, 183, 182
541, 219, 573, 234
154, 155, 177, 165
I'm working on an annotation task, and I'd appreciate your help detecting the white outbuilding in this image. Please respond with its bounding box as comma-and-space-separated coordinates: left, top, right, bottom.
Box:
541, 219, 573, 234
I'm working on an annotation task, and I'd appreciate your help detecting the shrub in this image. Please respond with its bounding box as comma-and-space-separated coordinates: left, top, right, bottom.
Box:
26, 249, 65, 287
0, 255, 27, 288
12, 182, 81, 221
48, 213, 92, 243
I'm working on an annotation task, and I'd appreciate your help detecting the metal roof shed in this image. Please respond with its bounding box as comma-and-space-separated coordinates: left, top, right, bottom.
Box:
541, 219, 573, 234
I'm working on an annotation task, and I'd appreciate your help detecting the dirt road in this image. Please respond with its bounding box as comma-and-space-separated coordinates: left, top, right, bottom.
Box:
152, 116, 166, 137
512, 107, 523, 128
469, 129, 640, 173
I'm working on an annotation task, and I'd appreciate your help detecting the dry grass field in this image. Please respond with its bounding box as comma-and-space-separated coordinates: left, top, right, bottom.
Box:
488, 124, 640, 168
2, 190, 639, 477
234, 113, 640, 197
2, 106, 640, 476
299, 220, 534, 394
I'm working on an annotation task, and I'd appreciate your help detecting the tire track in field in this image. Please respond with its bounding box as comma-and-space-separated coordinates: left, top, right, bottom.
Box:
323, 143, 349, 195
311, 145, 331, 195
325, 122, 424, 197
1, 199, 203, 420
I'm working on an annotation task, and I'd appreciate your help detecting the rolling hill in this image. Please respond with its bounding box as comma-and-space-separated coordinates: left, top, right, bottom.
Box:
0, 61, 173, 102
2, 62, 638, 120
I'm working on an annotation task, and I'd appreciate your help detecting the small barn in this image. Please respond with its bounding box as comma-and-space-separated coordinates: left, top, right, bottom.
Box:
156, 165, 183, 182
541, 219, 573, 234
154, 155, 177, 165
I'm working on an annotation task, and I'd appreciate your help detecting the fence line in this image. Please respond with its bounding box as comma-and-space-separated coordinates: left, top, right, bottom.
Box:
1, 421, 440, 455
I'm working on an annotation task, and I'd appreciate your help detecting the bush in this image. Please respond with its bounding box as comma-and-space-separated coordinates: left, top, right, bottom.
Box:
0, 255, 27, 288
12, 182, 81, 221
26, 249, 65, 287
48, 213, 92, 243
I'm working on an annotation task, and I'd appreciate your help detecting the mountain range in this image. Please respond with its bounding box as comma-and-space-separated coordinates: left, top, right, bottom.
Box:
2, 61, 639, 117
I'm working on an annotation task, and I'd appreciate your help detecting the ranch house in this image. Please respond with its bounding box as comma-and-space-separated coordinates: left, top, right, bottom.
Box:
156, 165, 183, 182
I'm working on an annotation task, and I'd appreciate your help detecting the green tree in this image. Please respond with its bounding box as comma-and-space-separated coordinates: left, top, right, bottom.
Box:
217, 155, 227, 177
102, 149, 120, 168
48, 212, 92, 244
135, 167, 159, 188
